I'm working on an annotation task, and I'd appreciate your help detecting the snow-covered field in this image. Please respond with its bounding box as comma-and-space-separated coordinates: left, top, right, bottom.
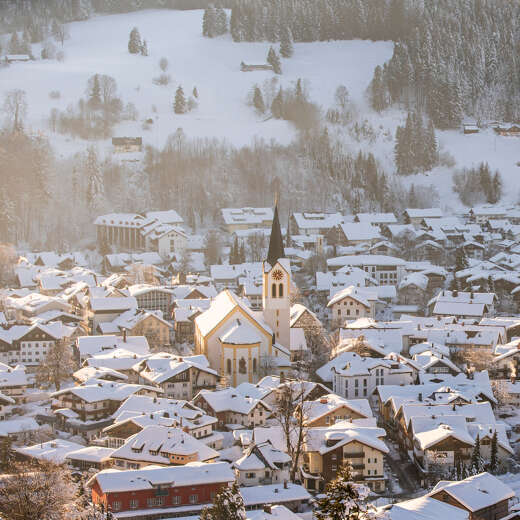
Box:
2, 8, 519, 208
0, 9, 391, 151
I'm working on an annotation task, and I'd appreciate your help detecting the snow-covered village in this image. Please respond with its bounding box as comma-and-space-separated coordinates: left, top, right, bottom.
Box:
2, 1, 520, 519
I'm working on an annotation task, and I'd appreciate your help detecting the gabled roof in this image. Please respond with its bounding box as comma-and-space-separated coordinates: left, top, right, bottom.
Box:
430, 472, 514, 512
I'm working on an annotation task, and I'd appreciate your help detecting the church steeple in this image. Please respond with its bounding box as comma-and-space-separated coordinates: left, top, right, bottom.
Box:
267, 204, 285, 267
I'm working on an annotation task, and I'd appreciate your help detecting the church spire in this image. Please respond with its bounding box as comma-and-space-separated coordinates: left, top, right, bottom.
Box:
267, 203, 285, 267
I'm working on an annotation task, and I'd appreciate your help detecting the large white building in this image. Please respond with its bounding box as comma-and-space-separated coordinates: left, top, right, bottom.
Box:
194, 206, 292, 386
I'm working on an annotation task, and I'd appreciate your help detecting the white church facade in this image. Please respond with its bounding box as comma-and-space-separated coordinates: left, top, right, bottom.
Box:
194, 205, 293, 386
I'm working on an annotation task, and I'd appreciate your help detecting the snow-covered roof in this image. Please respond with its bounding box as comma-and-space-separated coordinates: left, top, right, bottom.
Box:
338, 223, 381, 242
305, 394, 373, 423
291, 212, 343, 230
110, 425, 219, 463
404, 208, 443, 219
90, 296, 137, 312
327, 285, 378, 308
430, 472, 514, 512
195, 387, 271, 415
66, 446, 115, 463
221, 207, 273, 226
77, 334, 150, 359
0, 417, 39, 436
219, 318, 263, 345
327, 254, 406, 269
355, 212, 397, 225
91, 461, 235, 493
133, 353, 216, 385
14, 439, 85, 464
379, 495, 469, 520
240, 483, 310, 507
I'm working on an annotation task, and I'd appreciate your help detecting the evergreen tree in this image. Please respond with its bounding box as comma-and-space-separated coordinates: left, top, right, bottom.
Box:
174, 86, 186, 114
279, 25, 294, 58
253, 86, 265, 114
271, 87, 283, 119
230, 236, 239, 264
315, 464, 376, 520
140, 39, 148, 56
200, 482, 246, 520
85, 146, 105, 214
471, 434, 484, 474
491, 171, 502, 204
425, 118, 438, 170
267, 46, 282, 74
88, 73, 102, 108
202, 5, 217, 38
128, 27, 141, 54
8, 32, 21, 54
295, 78, 305, 102
215, 7, 227, 35
370, 65, 387, 112
193, 87, 199, 99
489, 430, 498, 474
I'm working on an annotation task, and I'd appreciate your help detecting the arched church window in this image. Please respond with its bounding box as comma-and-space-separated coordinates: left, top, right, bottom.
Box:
253, 358, 257, 373
278, 283, 283, 297
272, 283, 277, 298
239, 357, 247, 374
226, 359, 232, 374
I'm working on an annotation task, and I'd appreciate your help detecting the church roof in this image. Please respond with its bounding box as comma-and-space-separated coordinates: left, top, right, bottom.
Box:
266, 205, 285, 268
219, 319, 263, 345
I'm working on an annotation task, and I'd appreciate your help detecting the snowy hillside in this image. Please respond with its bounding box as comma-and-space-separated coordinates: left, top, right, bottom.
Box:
0, 9, 391, 150
2, 8, 519, 210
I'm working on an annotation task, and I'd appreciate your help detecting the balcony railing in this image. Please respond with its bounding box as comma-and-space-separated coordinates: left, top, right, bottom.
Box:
344, 452, 365, 459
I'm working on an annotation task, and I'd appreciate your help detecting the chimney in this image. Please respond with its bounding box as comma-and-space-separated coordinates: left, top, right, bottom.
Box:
123, 328, 127, 342
320, 397, 328, 404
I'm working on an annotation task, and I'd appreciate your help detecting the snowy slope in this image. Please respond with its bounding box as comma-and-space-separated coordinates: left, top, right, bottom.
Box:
0, 9, 392, 151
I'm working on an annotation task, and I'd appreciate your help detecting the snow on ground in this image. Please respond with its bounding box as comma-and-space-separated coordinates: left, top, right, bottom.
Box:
0, 9, 392, 154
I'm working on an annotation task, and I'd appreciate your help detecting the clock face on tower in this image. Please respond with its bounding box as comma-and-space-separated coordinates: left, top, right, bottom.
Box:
272, 269, 283, 281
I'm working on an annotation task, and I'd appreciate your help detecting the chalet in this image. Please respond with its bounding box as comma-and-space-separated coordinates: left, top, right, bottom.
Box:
14, 439, 85, 465
0, 363, 28, 402
51, 381, 161, 439
302, 423, 388, 493
220, 207, 273, 233
463, 123, 479, 134
327, 286, 378, 324
88, 296, 137, 332
398, 273, 428, 306
173, 305, 205, 344
89, 462, 235, 516
240, 61, 273, 72
354, 212, 397, 228
193, 387, 271, 429
403, 208, 443, 227
290, 303, 322, 333
132, 353, 218, 399
66, 446, 115, 472
428, 290, 496, 319
429, 472, 514, 520
468, 206, 508, 224
326, 222, 381, 248
303, 393, 372, 427
289, 212, 343, 236
127, 285, 173, 315
2, 54, 30, 63
233, 441, 291, 486
106, 394, 220, 448
494, 123, 520, 136
109, 425, 219, 469
112, 137, 142, 153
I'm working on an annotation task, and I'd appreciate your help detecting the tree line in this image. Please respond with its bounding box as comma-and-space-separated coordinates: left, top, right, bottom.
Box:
453, 162, 503, 207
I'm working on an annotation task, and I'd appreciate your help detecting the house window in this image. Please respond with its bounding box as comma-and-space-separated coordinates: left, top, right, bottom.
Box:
147, 497, 165, 507
112, 501, 122, 511
278, 283, 283, 297
172, 496, 181, 505
272, 284, 277, 298
129, 499, 139, 509
245, 472, 256, 479
170, 238, 175, 250
189, 494, 198, 504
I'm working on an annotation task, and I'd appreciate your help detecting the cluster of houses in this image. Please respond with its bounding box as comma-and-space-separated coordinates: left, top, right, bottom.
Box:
3, 203, 520, 518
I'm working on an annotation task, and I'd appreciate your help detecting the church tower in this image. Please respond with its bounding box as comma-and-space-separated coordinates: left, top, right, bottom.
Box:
262, 204, 291, 349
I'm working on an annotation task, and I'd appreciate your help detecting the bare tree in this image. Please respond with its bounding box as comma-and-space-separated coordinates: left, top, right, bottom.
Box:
36, 339, 76, 391
3, 89, 27, 132
52, 21, 70, 47
272, 380, 310, 482
246, 231, 267, 262
0, 460, 79, 520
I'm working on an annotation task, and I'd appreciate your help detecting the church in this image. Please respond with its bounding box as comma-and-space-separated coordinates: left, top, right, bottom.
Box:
194, 205, 293, 386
